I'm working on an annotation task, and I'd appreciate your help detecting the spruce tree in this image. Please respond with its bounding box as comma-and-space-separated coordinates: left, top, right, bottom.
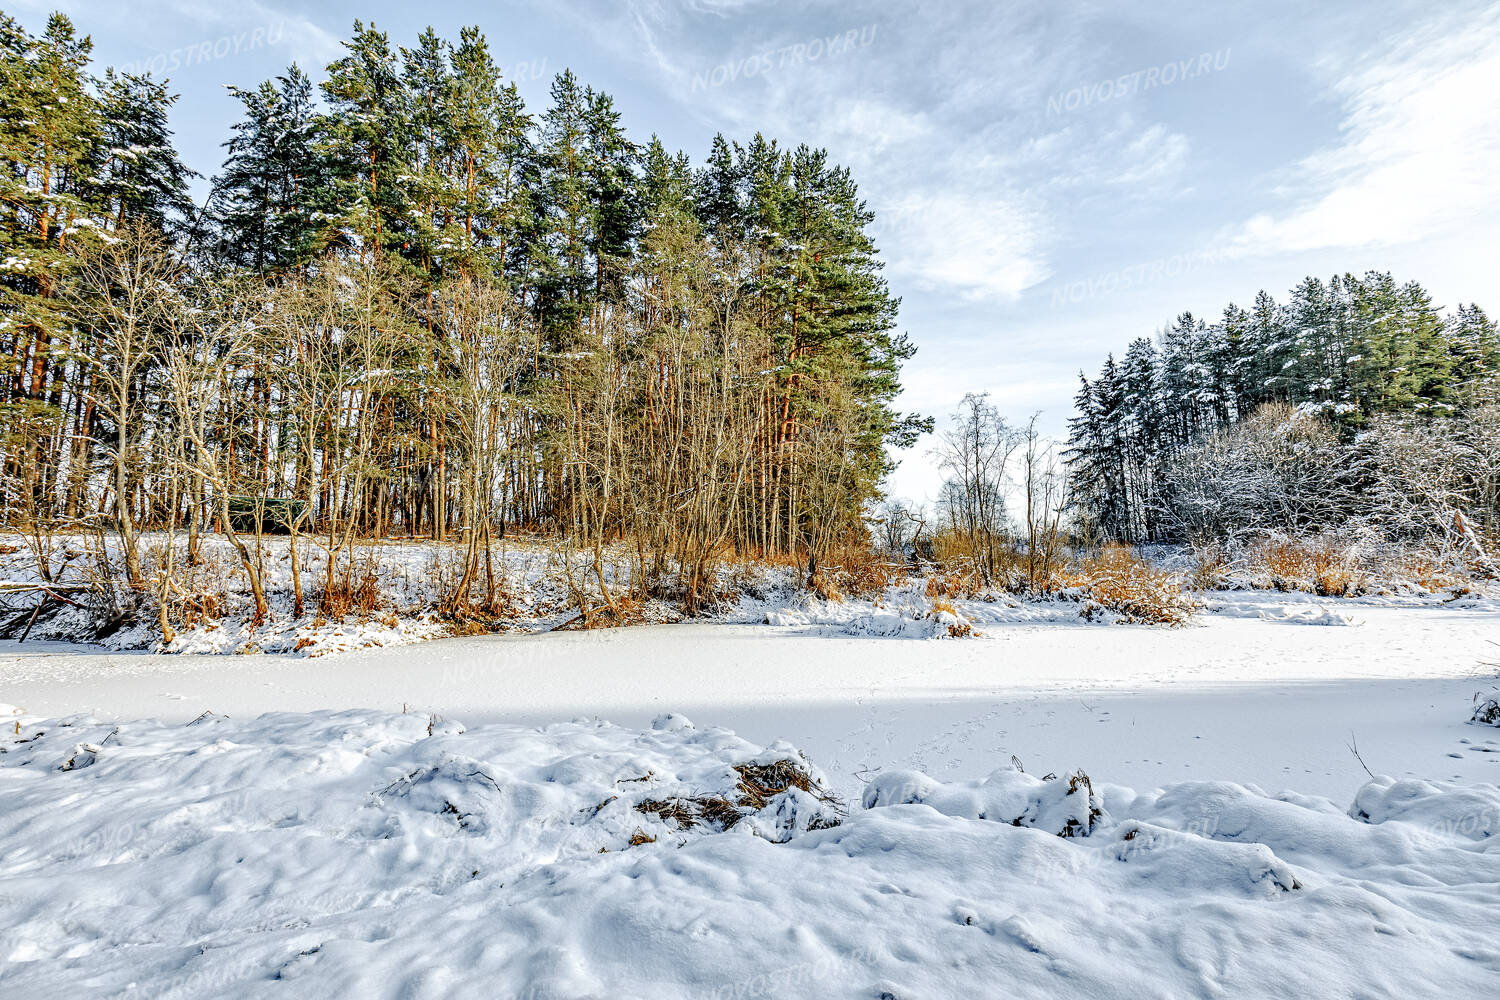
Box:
1445, 303, 1500, 398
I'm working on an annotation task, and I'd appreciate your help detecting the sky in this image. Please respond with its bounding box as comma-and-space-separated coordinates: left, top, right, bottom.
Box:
20, 0, 1500, 504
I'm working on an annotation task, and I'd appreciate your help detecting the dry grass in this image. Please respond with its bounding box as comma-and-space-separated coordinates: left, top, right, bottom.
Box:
1059, 544, 1198, 626
1474, 689, 1500, 726
927, 528, 973, 566
1248, 537, 1365, 596
807, 570, 844, 602
920, 534, 1039, 596
835, 550, 897, 601
924, 565, 987, 600
633, 757, 842, 834
635, 794, 743, 831
1188, 540, 1231, 591
925, 596, 975, 636
319, 560, 384, 620
1057, 770, 1103, 839
733, 759, 834, 810
803, 544, 902, 603
1390, 551, 1470, 593
178, 591, 223, 629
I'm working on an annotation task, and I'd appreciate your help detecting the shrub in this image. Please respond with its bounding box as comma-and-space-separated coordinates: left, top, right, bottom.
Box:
1389, 550, 1471, 593
1061, 544, 1198, 626
1247, 535, 1366, 596
1188, 540, 1230, 590
831, 546, 897, 600
925, 567, 980, 600
320, 557, 383, 620
1473, 691, 1500, 727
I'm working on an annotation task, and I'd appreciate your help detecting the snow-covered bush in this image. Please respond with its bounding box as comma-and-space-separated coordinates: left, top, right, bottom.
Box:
863, 763, 1105, 838
1155, 403, 1352, 542
1244, 533, 1368, 596
1059, 544, 1199, 626
1153, 402, 1500, 581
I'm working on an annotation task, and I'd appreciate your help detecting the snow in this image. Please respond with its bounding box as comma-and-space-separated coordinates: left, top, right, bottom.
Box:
0, 534, 578, 656
1255, 604, 1359, 625
2, 702, 1498, 997
3, 560, 1499, 995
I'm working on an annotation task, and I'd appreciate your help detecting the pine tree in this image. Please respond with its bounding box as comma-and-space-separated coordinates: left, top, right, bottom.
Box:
446, 26, 529, 280
210, 64, 323, 273
582, 85, 637, 311
694, 133, 741, 239
319, 21, 412, 265
535, 69, 594, 343
401, 27, 456, 281
636, 136, 697, 330
488, 77, 537, 288
0, 12, 100, 424
94, 69, 197, 236
773, 143, 911, 513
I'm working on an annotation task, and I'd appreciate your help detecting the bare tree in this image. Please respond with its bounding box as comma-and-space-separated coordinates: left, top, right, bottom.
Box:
933, 393, 1019, 583
1019, 413, 1070, 590
68, 221, 180, 587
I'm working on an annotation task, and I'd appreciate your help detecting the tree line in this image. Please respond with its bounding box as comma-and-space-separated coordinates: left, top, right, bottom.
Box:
1065, 271, 1500, 547
0, 12, 928, 615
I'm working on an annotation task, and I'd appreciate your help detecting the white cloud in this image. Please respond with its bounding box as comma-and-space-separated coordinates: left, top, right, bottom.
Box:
1113, 123, 1191, 187
1234, 3, 1500, 253
548, 2, 1205, 305
879, 192, 1050, 302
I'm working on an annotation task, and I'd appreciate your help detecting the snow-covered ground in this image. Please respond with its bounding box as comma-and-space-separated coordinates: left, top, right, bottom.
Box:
3, 590, 1499, 996
5, 591, 1496, 799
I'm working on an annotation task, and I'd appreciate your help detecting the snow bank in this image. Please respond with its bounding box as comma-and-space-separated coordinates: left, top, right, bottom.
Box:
762, 599, 972, 639
1256, 604, 1359, 626
3, 709, 1498, 997
0, 534, 580, 656
1350, 775, 1500, 839
745, 583, 1102, 638
863, 764, 1104, 837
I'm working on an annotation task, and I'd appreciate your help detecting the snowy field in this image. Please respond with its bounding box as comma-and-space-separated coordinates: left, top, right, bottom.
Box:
4, 592, 1500, 997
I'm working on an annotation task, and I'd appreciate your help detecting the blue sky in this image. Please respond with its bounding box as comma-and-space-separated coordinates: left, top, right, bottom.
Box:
24, 0, 1500, 502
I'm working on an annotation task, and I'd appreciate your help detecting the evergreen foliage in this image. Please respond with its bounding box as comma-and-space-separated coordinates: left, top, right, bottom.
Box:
1066, 273, 1500, 542
0, 11, 926, 580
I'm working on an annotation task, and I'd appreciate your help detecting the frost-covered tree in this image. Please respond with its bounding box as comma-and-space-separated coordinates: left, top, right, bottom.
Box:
94, 70, 196, 235
1067, 271, 1500, 542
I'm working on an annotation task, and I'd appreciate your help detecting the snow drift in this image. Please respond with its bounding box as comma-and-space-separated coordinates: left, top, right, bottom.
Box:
3, 707, 1498, 998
